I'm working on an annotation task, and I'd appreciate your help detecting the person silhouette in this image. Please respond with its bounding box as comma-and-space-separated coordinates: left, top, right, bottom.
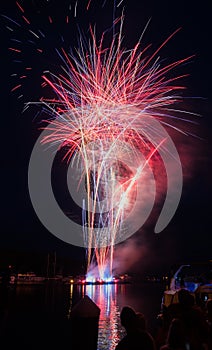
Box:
160, 318, 187, 350
164, 289, 208, 350
115, 306, 156, 350
205, 299, 212, 350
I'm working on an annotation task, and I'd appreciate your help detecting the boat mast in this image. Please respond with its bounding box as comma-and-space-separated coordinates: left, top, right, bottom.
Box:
53, 251, 56, 277
47, 253, 50, 279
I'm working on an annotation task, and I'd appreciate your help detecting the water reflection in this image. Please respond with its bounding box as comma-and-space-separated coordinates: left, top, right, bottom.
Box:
69, 282, 164, 350
0, 282, 164, 350
72, 284, 126, 349
67, 283, 73, 319
86, 284, 121, 350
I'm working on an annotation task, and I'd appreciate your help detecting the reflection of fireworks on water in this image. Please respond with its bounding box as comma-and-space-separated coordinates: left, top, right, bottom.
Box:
85, 284, 120, 348
4, 1, 195, 282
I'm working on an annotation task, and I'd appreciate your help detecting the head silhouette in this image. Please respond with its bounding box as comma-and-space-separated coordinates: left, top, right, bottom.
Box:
120, 306, 138, 333
136, 312, 146, 331
178, 288, 194, 307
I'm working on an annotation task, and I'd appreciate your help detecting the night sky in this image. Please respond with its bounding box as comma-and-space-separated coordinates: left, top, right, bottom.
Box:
1, 0, 211, 275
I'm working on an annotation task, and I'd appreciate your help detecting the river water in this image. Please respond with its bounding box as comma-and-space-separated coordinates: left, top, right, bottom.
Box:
0, 281, 165, 349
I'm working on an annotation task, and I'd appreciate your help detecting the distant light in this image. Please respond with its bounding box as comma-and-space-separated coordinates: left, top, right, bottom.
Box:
105, 277, 113, 283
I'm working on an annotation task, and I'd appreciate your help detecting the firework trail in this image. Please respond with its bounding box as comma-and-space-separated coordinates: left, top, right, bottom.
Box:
4, 1, 196, 281
38, 21, 192, 280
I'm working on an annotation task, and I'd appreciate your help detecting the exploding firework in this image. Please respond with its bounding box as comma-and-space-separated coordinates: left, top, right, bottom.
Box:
4, 1, 196, 282
38, 22, 192, 281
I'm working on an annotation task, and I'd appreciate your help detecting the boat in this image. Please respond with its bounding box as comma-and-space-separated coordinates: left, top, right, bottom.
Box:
10, 272, 46, 285
161, 261, 212, 309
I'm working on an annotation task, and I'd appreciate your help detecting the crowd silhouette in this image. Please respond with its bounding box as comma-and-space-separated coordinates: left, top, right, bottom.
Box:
116, 290, 212, 350
1, 278, 212, 349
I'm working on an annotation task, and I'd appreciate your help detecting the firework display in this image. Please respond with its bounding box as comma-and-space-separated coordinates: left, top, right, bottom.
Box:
4, 1, 195, 282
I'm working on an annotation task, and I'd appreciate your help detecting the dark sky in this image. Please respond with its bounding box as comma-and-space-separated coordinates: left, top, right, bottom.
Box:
1, 0, 211, 274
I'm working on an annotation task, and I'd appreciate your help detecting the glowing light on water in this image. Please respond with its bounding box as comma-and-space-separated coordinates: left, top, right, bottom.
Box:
85, 283, 120, 349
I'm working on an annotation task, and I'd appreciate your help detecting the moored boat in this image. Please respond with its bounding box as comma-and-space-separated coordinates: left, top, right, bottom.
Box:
10, 272, 46, 284
161, 261, 212, 309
